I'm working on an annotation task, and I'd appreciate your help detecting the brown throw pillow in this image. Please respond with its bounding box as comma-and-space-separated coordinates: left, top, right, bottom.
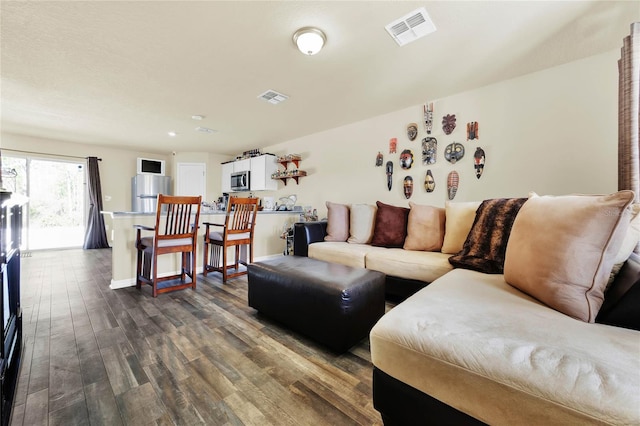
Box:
324, 201, 349, 242
403, 202, 445, 251
371, 201, 410, 248
449, 198, 527, 274
504, 191, 635, 323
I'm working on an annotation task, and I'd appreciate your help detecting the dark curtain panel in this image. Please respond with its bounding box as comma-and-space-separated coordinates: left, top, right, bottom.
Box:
618, 22, 639, 200
83, 157, 109, 249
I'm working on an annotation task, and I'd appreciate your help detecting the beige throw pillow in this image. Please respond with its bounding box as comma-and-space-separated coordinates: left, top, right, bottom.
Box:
403, 202, 445, 251
324, 201, 350, 242
348, 204, 377, 244
441, 201, 482, 254
504, 191, 635, 323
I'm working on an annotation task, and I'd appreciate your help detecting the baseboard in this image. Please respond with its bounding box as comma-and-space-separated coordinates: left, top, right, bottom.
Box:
109, 257, 283, 290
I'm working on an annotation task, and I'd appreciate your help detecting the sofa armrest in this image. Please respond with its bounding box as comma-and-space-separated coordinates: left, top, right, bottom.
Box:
293, 221, 328, 257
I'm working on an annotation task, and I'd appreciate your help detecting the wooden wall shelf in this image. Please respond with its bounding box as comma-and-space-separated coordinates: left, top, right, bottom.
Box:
272, 155, 306, 185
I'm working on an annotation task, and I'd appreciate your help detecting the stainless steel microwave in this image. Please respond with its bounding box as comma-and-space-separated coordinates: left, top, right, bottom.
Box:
230, 170, 250, 191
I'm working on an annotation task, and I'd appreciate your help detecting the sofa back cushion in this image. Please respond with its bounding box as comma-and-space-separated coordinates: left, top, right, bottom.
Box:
371, 201, 410, 248
597, 252, 640, 330
324, 201, 350, 242
441, 201, 482, 254
449, 198, 527, 274
348, 204, 377, 244
504, 191, 634, 322
403, 202, 445, 251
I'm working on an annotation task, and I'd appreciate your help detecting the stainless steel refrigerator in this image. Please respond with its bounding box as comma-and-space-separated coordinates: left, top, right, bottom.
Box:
131, 175, 172, 213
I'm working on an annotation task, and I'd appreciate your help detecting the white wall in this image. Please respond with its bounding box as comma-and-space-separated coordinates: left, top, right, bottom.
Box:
262, 49, 620, 217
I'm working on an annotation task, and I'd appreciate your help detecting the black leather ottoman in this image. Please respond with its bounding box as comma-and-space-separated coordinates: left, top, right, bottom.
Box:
247, 256, 386, 353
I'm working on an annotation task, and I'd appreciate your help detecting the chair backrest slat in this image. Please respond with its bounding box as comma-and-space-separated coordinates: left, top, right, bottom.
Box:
155, 194, 202, 239
225, 197, 258, 234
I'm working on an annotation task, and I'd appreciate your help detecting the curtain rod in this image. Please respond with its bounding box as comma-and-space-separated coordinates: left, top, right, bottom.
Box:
1, 148, 101, 161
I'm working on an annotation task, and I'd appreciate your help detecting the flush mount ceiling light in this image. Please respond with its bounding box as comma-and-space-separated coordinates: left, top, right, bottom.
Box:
293, 27, 326, 55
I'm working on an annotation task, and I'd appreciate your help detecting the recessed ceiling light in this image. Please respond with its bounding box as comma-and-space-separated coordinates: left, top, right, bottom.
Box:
168, 131, 177, 137
191, 115, 205, 120
195, 126, 217, 134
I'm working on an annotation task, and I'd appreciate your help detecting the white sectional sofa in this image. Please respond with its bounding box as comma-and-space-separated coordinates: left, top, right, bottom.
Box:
293, 193, 640, 424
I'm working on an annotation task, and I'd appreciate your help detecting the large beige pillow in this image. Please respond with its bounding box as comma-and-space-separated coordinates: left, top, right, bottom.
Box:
441, 201, 482, 254
348, 204, 377, 244
504, 191, 635, 323
324, 201, 349, 242
403, 202, 445, 251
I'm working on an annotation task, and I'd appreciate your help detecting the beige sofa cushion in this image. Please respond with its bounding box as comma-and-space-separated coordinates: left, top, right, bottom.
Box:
504, 191, 634, 322
348, 203, 377, 244
308, 241, 385, 269
441, 201, 481, 254
324, 201, 349, 242
403, 202, 445, 251
370, 268, 640, 425
365, 249, 453, 283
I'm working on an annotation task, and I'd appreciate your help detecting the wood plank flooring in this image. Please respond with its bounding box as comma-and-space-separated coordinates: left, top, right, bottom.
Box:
11, 249, 385, 425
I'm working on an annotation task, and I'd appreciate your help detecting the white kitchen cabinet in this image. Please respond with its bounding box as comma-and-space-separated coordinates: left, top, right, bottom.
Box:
220, 154, 277, 192
250, 154, 277, 191
221, 162, 234, 193
233, 158, 251, 172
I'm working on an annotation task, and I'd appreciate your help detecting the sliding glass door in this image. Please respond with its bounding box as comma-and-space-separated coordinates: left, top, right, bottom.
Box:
2, 155, 86, 250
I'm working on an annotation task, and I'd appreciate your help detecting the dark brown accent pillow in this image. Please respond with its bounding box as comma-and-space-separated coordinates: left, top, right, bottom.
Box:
371, 201, 410, 248
449, 198, 527, 274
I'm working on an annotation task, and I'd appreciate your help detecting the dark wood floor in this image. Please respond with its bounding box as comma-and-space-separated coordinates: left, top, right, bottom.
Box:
11, 249, 385, 425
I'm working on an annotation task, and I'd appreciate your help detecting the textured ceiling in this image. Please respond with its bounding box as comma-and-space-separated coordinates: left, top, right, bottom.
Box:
1, 1, 638, 156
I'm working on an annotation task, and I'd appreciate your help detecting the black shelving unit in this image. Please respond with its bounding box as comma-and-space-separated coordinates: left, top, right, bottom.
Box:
0, 191, 24, 426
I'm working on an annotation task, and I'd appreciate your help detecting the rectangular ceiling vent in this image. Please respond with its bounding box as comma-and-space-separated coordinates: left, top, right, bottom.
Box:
385, 7, 436, 47
258, 90, 289, 105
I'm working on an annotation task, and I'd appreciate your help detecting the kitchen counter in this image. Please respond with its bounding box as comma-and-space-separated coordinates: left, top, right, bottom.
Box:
101, 210, 300, 289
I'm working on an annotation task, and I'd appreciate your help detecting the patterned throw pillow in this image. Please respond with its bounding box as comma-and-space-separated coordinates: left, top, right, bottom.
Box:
449, 198, 527, 274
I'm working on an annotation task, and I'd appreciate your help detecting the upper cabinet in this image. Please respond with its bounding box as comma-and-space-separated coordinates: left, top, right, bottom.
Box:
220, 154, 277, 192
250, 155, 277, 191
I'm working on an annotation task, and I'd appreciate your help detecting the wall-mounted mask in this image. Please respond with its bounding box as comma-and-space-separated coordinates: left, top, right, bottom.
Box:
444, 142, 465, 164
403, 176, 413, 199
421, 137, 437, 165
375, 152, 383, 166
447, 171, 459, 200
442, 114, 456, 135
406, 123, 418, 141
474, 147, 485, 179
400, 149, 414, 170
425, 170, 435, 193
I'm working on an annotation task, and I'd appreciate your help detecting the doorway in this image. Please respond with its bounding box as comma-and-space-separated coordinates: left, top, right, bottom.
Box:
2, 155, 86, 250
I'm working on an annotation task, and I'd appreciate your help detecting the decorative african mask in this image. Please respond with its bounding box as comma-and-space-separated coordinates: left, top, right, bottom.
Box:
389, 138, 397, 154
400, 149, 414, 170
442, 114, 456, 135
444, 142, 465, 164
474, 147, 485, 179
386, 161, 393, 191
425, 170, 435, 193
375, 152, 383, 167
467, 121, 479, 140
421, 137, 437, 165
403, 176, 414, 199
406, 123, 418, 141
424, 102, 434, 134
447, 171, 459, 200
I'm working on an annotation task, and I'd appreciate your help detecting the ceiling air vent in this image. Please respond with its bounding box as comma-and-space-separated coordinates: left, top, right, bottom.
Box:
195, 126, 217, 134
385, 7, 436, 47
258, 90, 289, 105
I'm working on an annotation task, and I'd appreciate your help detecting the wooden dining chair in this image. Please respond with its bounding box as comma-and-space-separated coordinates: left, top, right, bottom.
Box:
135, 194, 202, 297
203, 197, 258, 282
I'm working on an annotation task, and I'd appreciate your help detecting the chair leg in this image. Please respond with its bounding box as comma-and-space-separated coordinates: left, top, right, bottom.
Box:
191, 249, 197, 290
135, 247, 142, 290
152, 253, 158, 297
235, 245, 240, 272
181, 252, 187, 282
203, 239, 209, 277
222, 245, 228, 283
